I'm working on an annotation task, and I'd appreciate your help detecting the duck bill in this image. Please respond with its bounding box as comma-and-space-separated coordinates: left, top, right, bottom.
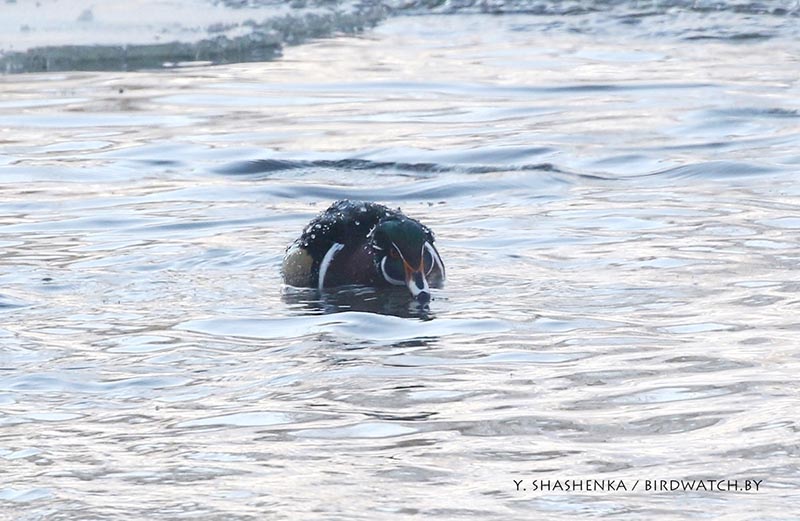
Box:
404, 263, 430, 302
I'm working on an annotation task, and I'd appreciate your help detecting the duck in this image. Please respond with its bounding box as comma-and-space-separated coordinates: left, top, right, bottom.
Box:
282, 200, 445, 302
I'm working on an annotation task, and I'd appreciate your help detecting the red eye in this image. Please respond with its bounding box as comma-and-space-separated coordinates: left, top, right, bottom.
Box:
389, 248, 399, 259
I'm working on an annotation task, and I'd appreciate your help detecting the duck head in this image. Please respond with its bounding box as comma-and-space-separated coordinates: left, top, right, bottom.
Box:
370, 217, 445, 302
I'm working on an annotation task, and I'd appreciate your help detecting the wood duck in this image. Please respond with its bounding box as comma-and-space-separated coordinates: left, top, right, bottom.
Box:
282, 200, 445, 302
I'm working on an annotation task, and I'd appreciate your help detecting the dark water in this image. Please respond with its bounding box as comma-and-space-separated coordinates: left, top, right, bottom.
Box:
2, 3, 800, 520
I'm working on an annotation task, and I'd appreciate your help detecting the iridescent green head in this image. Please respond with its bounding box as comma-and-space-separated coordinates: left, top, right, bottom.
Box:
370, 217, 445, 302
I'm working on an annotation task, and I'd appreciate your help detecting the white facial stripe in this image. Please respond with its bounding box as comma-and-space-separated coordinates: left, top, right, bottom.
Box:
381, 256, 405, 286
424, 242, 444, 279
423, 243, 433, 275
318, 243, 345, 291
422, 242, 433, 275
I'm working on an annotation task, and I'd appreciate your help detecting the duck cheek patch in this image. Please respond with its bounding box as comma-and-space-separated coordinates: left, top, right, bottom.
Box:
381, 257, 405, 286
423, 247, 434, 275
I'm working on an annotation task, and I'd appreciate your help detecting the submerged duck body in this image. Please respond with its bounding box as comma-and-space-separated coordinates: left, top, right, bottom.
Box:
282, 200, 445, 301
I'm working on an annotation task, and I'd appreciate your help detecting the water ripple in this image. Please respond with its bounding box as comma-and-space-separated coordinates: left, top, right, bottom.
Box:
2, 7, 800, 520
178, 312, 512, 343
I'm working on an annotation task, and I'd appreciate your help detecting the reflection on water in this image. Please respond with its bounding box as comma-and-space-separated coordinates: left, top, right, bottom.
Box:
2, 8, 800, 521
283, 286, 436, 319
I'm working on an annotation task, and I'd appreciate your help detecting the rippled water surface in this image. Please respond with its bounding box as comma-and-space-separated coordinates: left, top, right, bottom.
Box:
2, 6, 800, 520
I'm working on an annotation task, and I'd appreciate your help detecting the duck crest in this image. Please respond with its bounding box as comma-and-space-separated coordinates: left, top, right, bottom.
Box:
296, 200, 403, 264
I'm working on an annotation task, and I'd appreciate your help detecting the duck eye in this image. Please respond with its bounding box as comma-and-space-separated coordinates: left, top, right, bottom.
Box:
389, 248, 400, 259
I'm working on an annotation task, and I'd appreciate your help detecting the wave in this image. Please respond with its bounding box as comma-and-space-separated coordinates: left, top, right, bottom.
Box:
635, 161, 780, 181
214, 157, 565, 176
211, 156, 586, 201
212, 156, 784, 193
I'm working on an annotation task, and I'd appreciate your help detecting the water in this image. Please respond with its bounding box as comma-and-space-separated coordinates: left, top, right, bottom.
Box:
2, 2, 800, 520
